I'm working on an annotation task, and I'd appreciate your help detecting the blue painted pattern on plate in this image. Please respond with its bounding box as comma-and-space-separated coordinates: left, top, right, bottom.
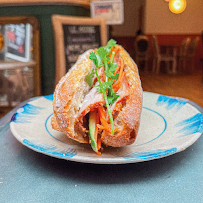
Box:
44, 94, 54, 101
136, 107, 167, 146
23, 139, 77, 158
176, 113, 203, 137
156, 95, 186, 111
11, 104, 44, 123
122, 148, 177, 161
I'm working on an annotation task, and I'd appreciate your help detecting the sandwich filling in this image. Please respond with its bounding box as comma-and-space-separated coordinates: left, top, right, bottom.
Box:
74, 39, 130, 154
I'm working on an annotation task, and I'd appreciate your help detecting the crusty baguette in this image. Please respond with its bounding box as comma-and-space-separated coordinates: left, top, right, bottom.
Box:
51, 45, 142, 148
52, 50, 92, 143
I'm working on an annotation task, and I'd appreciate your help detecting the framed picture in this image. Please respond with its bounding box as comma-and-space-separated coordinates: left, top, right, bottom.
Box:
5, 23, 31, 62
90, 0, 124, 25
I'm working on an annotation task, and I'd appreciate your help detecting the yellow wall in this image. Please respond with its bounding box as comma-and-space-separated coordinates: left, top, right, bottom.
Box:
145, 0, 203, 34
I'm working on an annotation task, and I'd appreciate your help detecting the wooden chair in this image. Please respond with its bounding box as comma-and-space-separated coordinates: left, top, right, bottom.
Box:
201, 31, 203, 83
177, 37, 191, 72
178, 36, 199, 73
134, 35, 149, 71
152, 35, 177, 74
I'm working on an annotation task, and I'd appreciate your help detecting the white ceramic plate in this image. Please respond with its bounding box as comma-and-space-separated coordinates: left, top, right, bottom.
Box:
10, 91, 203, 164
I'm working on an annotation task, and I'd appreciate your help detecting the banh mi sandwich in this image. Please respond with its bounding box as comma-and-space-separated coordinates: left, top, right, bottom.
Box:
51, 39, 143, 155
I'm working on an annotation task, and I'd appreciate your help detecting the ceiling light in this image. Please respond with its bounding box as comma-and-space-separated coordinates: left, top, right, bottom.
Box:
169, 0, 186, 14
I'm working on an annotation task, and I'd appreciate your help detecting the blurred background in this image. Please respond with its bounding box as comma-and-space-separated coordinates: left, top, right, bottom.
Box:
0, 0, 203, 117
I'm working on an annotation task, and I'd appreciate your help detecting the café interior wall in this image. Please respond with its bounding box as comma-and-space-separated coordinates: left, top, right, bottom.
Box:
144, 0, 203, 34
111, 0, 144, 37
144, 0, 203, 70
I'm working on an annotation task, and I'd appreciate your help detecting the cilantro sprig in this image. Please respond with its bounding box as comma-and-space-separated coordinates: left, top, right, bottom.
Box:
86, 39, 119, 134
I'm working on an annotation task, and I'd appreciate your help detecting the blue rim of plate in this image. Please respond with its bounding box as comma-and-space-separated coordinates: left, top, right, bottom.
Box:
9, 92, 203, 164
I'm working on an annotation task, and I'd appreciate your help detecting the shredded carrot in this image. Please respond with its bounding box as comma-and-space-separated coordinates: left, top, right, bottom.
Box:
100, 117, 111, 132
94, 111, 99, 141
98, 106, 111, 132
94, 125, 98, 142
118, 58, 124, 81
109, 47, 120, 60
114, 65, 120, 75
109, 47, 114, 58
98, 106, 106, 118
115, 48, 120, 56
97, 124, 105, 130
94, 111, 101, 155
97, 138, 101, 155
113, 72, 125, 92
112, 58, 125, 92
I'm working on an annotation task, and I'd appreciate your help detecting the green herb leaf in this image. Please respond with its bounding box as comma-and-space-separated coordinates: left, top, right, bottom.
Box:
107, 39, 117, 47
96, 80, 119, 106
89, 52, 98, 66
88, 39, 119, 135
86, 68, 95, 86
105, 71, 119, 80
89, 52, 102, 67
109, 62, 117, 72
97, 47, 107, 60
107, 85, 119, 105
96, 81, 113, 92
95, 70, 115, 134
103, 39, 117, 55
107, 94, 119, 105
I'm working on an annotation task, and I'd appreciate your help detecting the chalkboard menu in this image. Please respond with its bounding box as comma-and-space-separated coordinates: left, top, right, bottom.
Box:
52, 15, 107, 84
63, 24, 101, 71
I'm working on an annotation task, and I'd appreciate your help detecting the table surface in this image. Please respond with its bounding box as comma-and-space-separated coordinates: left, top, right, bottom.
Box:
0, 98, 203, 203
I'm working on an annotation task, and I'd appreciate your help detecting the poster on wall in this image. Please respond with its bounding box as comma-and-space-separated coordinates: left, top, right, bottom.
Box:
0, 25, 5, 60
5, 23, 31, 62
90, 0, 124, 25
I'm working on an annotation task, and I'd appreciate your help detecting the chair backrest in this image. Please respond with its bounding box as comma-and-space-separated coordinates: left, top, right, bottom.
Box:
152, 35, 160, 56
134, 35, 149, 55
187, 37, 199, 56
179, 37, 191, 56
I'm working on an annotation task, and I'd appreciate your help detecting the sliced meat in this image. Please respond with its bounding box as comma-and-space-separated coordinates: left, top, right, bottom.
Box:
74, 82, 105, 136
111, 75, 130, 117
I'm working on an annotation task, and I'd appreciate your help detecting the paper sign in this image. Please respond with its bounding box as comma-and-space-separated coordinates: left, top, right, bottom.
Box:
91, 0, 124, 25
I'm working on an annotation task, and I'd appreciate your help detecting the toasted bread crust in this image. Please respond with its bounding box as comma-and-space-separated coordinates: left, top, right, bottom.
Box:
52, 50, 92, 143
52, 46, 142, 147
